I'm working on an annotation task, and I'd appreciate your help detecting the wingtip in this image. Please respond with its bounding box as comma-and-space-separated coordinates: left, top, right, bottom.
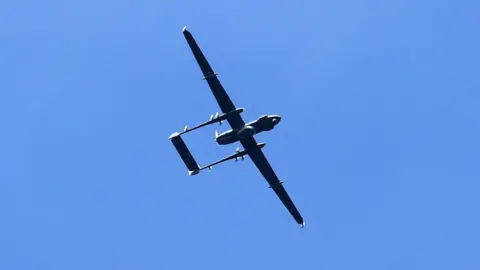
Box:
300, 222, 305, 228
182, 25, 187, 32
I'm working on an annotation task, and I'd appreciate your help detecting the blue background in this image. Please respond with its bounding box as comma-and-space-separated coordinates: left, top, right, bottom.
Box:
1, 0, 479, 269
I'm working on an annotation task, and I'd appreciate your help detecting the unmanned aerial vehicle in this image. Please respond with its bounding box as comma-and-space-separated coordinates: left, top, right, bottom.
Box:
169, 26, 305, 227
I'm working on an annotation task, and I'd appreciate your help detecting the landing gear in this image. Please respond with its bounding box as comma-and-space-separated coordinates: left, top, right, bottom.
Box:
234, 156, 245, 162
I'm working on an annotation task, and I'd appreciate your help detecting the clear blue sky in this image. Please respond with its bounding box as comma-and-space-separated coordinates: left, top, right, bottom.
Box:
1, 0, 479, 269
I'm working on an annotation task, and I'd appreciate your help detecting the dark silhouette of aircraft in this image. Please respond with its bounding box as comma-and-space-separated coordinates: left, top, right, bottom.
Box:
169, 26, 304, 227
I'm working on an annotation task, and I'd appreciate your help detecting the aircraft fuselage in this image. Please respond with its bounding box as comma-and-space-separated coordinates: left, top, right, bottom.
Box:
215, 115, 281, 145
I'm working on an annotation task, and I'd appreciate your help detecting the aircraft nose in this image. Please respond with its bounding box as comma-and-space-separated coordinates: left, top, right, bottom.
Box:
272, 116, 281, 125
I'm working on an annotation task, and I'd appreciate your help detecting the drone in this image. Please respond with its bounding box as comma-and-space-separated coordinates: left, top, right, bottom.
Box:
169, 26, 304, 227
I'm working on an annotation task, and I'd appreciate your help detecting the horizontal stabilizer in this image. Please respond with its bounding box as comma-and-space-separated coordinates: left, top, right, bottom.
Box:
169, 133, 200, 175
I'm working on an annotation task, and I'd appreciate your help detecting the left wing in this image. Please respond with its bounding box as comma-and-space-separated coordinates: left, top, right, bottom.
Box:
182, 26, 245, 129
241, 137, 305, 227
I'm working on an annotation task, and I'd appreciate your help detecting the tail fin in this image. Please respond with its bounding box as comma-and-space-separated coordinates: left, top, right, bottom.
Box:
215, 130, 219, 138
169, 133, 200, 175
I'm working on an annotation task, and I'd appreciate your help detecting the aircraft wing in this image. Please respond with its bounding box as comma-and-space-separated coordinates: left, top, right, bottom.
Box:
241, 137, 305, 227
182, 27, 245, 129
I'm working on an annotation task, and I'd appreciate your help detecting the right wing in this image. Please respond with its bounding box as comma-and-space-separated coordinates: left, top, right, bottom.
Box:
182, 27, 245, 129
241, 137, 305, 227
